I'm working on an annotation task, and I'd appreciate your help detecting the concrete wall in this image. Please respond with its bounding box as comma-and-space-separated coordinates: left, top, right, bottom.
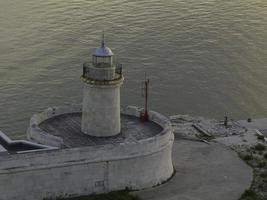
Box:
81, 82, 123, 137
27, 104, 82, 148
0, 127, 173, 200
0, 131, 57, 154
1, 105, 175, 200
0, 145, 8, 156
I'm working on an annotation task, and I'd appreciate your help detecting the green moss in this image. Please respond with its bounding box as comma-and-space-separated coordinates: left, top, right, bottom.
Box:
241, 189, 257, 197
255, 144, 265, 151
243, 154, 253, 161
44, 191, 141, 200
238, 146, 267, 200
260, 172, 267, 178
239, 189, 266, 200
257, 161, 266, 168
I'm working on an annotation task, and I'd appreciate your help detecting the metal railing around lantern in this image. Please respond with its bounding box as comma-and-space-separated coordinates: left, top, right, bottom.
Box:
81, 62, 123, 85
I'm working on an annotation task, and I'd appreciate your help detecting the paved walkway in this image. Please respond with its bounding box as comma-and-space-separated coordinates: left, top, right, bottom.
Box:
134, 140, 253, 200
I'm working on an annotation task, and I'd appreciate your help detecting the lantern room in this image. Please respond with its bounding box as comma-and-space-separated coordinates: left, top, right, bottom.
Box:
92, 35, 114, 68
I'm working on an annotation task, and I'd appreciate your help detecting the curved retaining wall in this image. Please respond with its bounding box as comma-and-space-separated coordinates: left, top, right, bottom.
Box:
27, 104, 82, 148
0, 105, 175, 200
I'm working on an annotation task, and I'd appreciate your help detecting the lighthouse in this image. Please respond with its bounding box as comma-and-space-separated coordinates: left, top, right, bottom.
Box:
81, 34, 124, 137
23, 34, 174, 200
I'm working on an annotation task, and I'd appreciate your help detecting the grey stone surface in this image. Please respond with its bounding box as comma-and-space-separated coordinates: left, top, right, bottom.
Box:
7, 105, 174, 200
238, 118, 267, 137
237, 118, 267, 130
0, 145, 8, 155
0, 128, 174, 200
27, 105, 172, 148
0, 131, 56, 154
134, 139, 253, 200
39, 113, 163, 147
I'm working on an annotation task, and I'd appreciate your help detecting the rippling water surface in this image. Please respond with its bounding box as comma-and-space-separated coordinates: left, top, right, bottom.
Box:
0, 0, 266, 138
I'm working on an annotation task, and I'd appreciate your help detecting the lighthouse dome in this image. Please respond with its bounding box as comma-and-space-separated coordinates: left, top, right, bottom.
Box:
93, 46, 114, 57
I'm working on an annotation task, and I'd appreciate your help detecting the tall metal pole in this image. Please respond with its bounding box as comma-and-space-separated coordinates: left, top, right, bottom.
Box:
141, 75, 149, 122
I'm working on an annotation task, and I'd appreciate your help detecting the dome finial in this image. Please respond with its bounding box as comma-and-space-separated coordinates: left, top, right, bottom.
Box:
101, 31, 105, 48
93, 32, 114, 57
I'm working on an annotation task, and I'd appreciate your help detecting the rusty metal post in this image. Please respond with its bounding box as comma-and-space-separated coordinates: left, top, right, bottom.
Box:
141, 76, 149, 122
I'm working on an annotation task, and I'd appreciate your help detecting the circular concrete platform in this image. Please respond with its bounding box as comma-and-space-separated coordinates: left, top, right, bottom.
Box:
26, 105, 175, 192
39, 113, 163, 147
133, 139, 253, 200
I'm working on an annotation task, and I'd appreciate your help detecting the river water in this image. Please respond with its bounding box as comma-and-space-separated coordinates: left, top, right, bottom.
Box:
0, 0, 266, 139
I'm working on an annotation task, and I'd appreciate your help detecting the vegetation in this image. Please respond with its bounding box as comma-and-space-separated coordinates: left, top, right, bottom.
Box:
44, 191, 141, 200
243, 154, 253, 161
260, 172, 267, 178
255, 144, 265, 151
238, 143, 267, 200
239, 189, 267, 200
257, 161, 266, 168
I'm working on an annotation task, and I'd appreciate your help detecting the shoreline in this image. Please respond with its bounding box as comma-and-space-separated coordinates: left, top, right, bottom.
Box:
170, 115, 267, 199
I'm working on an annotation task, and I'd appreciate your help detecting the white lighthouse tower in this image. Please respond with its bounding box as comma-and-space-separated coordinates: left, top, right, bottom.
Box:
81, 34, 124, 137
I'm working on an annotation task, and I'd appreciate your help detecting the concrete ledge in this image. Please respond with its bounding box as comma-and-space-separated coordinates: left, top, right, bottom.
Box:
28, 105, 173, 148
26, 105, 173, 161
0, 134, 173, 200
27, 105, 82, 148
0, 131, 57, 154
27, 126, 64, 148
0, 145, 8, 156
0, 105, 175, 200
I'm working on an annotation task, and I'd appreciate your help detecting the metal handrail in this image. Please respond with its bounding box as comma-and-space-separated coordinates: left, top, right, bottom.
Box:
82, 63, 122, 77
